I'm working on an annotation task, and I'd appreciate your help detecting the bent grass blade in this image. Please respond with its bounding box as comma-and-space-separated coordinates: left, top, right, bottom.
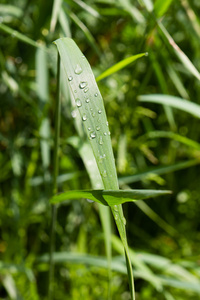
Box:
53, 37, 135, 299
138, 94, 200, 119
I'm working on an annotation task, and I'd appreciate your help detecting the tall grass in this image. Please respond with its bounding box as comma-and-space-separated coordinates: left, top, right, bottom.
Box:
1, 0, 200, 299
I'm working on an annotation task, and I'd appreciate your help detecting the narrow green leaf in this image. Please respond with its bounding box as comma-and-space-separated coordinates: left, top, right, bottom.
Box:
59, 8, 71, 37
158, 22, 200, 81
0, 4, 23, 18
67, 12, 101, 57
36, 48, 49, 103
0, 23, 44, 49
138, 94, 200, 118
119, 159, 200, 185
154, 0, 174, 17
50, 189, 171, 205
96, 53, 147, 82
142, 130, 200, 150
50, 0, 62, 32
73, 0, 102, 19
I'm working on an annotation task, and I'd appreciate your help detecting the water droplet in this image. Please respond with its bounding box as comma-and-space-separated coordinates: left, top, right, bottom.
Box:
123, 217, 126, 225
114, 212, 118, 220
82, 114, 87, 121
88, 127, 91, 131
100, 154, 106, 159
68, 76, 73, 81
106, 121, 109, 126
85, 98, 90, 103
12, 31, 17, 37
84, 87, 89, 93
103, 132, 107, 136
90, 132, 96, 139
99, 136, 103, 145
102, 170, 107, 177
74, 90, 77, 93
87, 199, 94, 203
92, 112, 95, 117
71, 110, 77, 118
108, 131, 111, 135
96, 126, 100, 131
113, 205, 118, 212
76, 99, 82, 107
145, 52, 149, 57
94, 93, 98, 97
74, 64, 82, 75
79, 81, 88, 89
82, 55, 86, 60
98, 110, 102, 114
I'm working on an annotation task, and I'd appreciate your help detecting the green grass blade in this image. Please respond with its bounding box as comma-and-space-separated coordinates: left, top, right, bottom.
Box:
54, 38, 118, 189
142, 130, 200, 150
53, 37, 134, 299
59, 8, 71, 37
50, 189, 171, 205
36, 48, 49, 104
158, 22, 200, 81
0, 4, 23, 19
0, 23, 44, 49
154, 0, 174, 17
50, 0, 62, 32
67, 11, 101, 57
138, 94, 200, 118
96, 53, 147, 82
73, 0, 102, 19
119, 159, 200, 184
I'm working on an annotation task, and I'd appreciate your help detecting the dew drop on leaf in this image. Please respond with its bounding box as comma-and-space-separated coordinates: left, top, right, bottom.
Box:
114, 212, 118, 220
79, 81, 88, 89
102, 170, 107, 177
94, 93, 98, 97
99, 136, 103, 145
96, 126, 100, 131
113, 205, 118, 212
123, 217, 126, 225
88, 127, 91, 131
103, 132, 107, 136
98, 110, 102, 114
85, 98, 90, 103
74, 64, 83, 75
82, 114, 87, 121
90, 132, 96, 139
68, 76, 73, 81
84, 87, 89, 93
76, 99, 82, 107
71, 110, 77, 118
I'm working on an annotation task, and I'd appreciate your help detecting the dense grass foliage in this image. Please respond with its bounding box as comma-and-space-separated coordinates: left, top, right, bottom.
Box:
0, 0, 200, 299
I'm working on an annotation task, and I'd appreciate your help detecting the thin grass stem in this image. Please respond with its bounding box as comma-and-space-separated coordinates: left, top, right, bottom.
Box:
48, 53, 61, 300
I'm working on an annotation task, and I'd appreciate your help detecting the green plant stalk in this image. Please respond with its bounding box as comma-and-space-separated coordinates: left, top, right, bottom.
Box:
48, 53, 61, 300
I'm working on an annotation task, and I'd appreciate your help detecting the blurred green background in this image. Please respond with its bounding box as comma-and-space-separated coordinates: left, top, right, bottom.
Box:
0, 0, 200, 299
